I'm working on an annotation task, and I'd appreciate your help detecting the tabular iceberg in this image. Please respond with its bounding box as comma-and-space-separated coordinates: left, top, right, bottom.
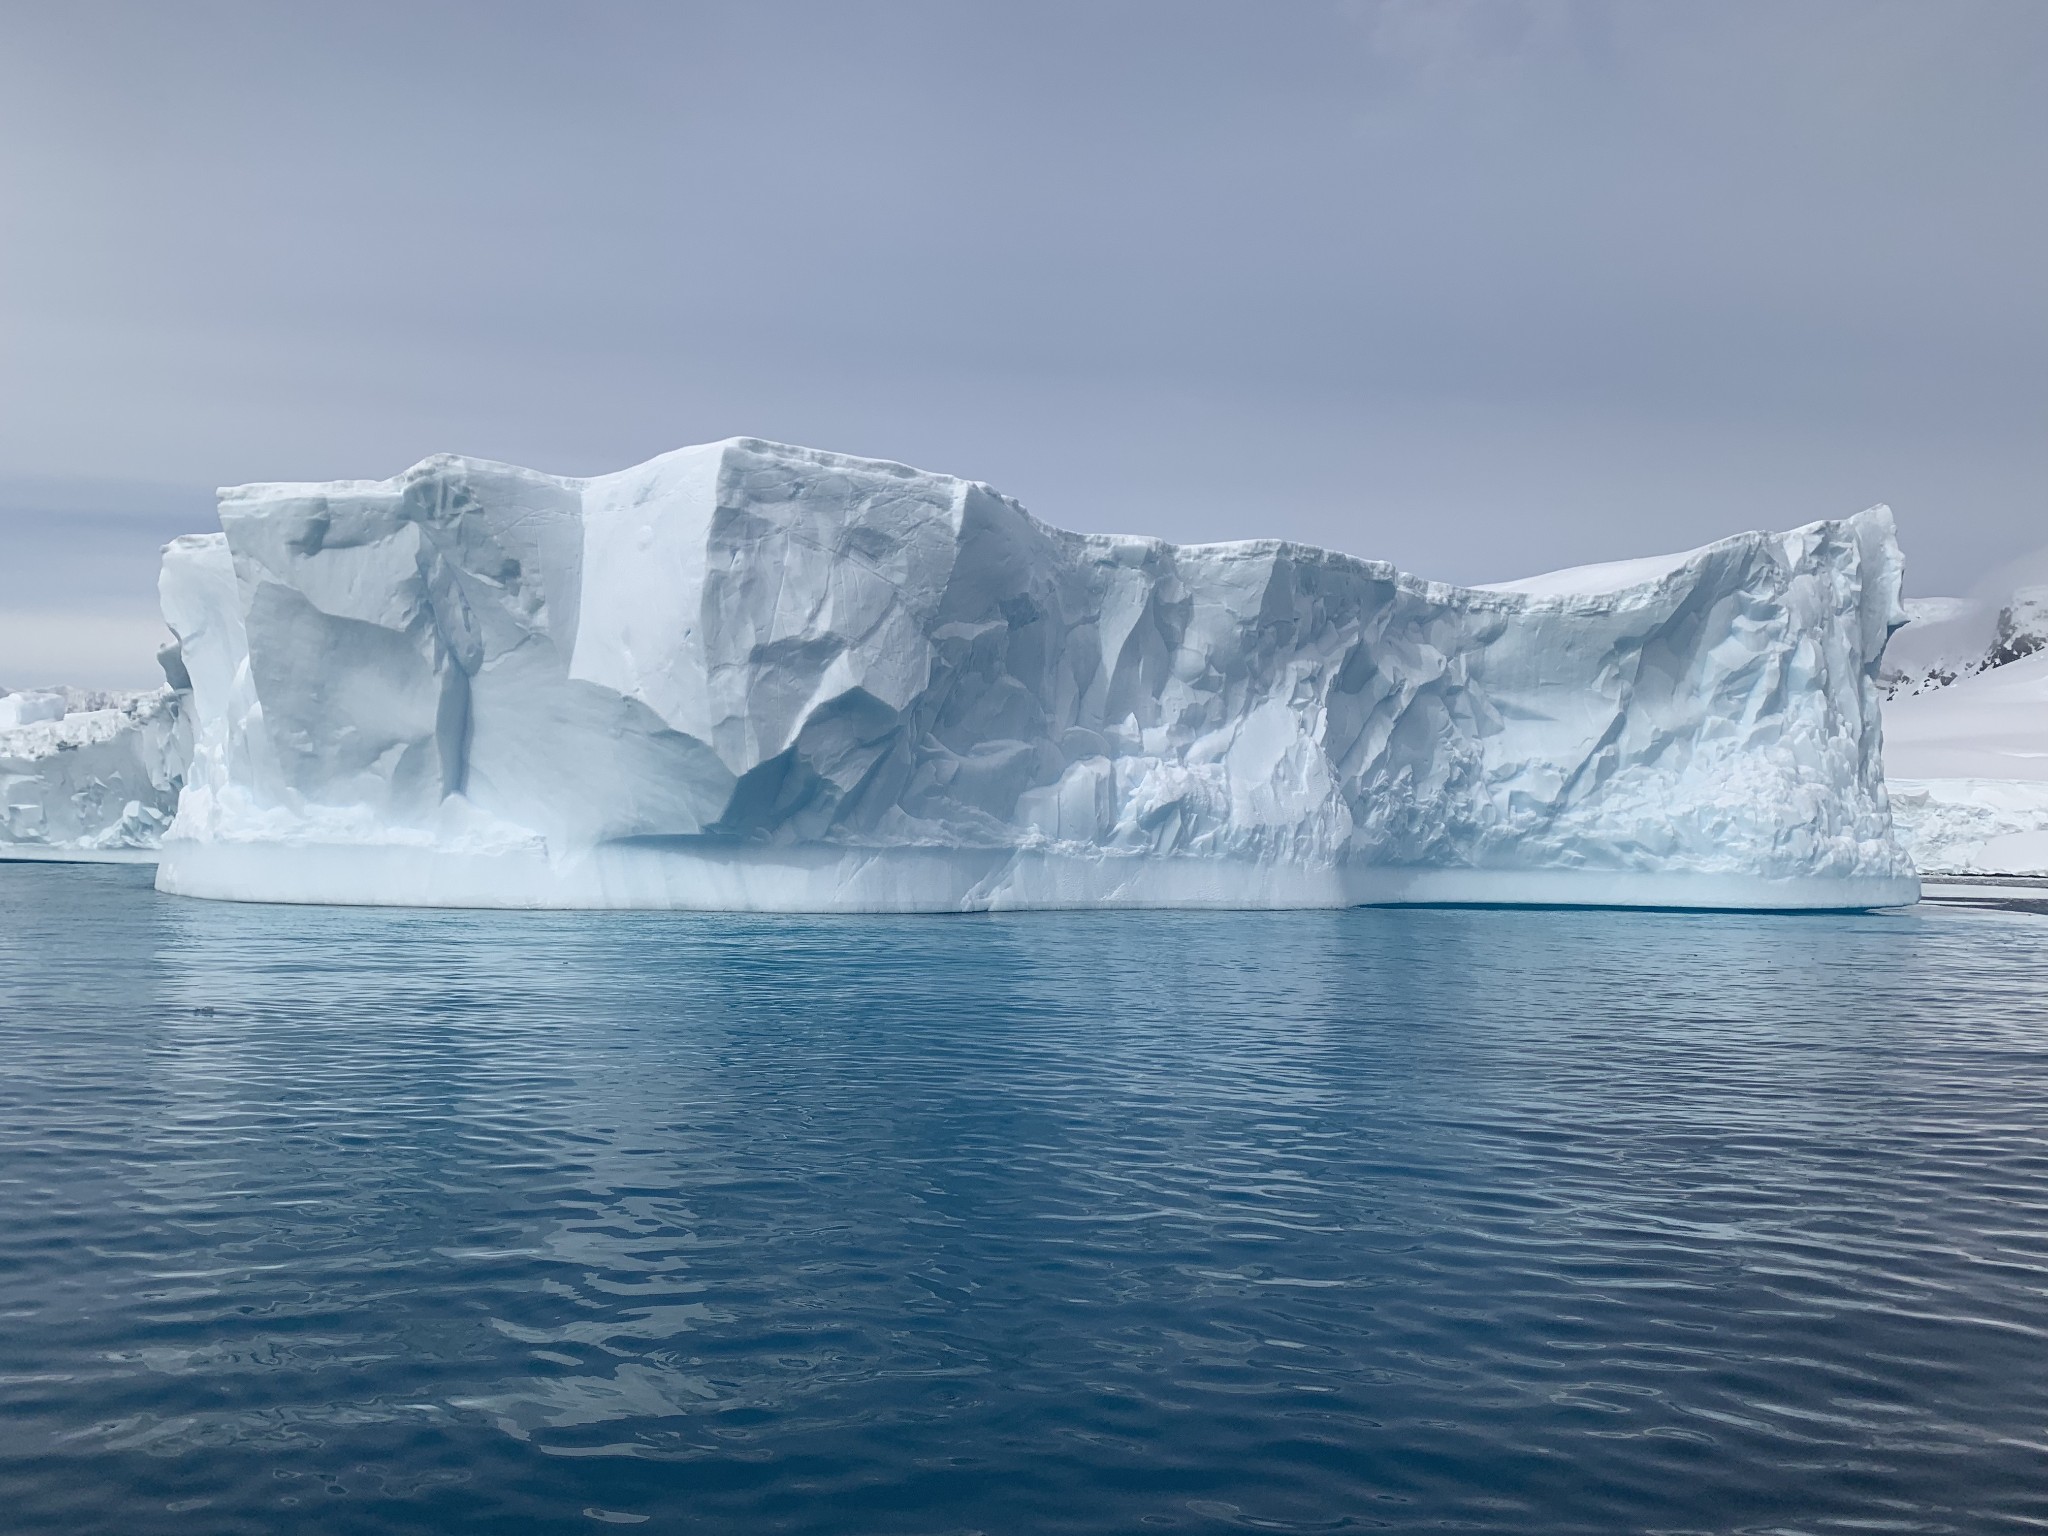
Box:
153, 438, 1917, 910
1, 685, 187, 861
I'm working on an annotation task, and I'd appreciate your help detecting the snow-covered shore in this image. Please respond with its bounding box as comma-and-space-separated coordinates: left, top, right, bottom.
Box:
1885, 646, 2048, 876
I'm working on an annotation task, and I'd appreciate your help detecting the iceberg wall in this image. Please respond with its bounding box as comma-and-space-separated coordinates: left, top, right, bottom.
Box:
1, 685, 187, 861
154, 438, 1917, 910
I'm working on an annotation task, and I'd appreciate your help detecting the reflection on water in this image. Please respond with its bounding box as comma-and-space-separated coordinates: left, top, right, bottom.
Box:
2, 862, 2047, 1533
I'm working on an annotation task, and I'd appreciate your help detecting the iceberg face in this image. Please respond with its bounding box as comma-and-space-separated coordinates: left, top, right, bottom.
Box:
1, 685, 187, 861
154, 438, 1917, 910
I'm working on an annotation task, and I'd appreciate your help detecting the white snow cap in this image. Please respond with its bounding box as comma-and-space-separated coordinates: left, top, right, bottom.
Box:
153, 438, 1916, 910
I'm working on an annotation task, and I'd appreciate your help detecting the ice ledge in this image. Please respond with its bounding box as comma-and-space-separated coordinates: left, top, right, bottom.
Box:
155, 842, 1919, 913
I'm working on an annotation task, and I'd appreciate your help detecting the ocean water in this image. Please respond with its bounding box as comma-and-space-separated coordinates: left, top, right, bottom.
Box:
3, 865, 2046, 1535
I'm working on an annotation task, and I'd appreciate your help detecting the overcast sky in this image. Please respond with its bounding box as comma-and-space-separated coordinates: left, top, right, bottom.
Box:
4, 0, 2045, 687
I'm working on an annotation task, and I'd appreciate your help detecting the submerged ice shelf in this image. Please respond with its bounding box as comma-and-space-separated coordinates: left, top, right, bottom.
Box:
151, 438, 1917, 910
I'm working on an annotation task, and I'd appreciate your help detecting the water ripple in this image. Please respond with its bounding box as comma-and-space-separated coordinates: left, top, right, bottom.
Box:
2, 863, 2047, 1532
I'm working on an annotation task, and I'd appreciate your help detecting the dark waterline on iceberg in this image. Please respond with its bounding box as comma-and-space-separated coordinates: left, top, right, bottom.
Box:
2, 864, 2046, 1534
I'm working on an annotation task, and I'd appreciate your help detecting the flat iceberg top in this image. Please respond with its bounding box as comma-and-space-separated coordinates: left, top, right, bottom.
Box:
158, 437, 1915, 910
0, 689, 67, 730
0, 688, 173, 754
219, 437, 1886, 614
1476, 549, 1699, 599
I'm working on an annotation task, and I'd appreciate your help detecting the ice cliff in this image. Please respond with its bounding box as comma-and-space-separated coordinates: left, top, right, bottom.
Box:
152, 438, 1917, 910
1, 685, 186, 860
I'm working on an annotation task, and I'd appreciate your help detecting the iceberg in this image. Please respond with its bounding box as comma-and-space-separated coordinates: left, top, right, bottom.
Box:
152, 438, 1917, 910
1, 684, 187, 861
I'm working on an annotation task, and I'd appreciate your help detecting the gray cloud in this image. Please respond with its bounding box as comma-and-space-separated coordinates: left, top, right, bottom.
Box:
3, 0, 2044, 686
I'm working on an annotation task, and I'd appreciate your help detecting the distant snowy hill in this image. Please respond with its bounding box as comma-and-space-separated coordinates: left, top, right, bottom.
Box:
1882, 546, 2048, 698
1884, 543, 2048, 874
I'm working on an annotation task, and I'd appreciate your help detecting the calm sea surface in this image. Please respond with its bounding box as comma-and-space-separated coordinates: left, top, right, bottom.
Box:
2, 863, 2046, 1534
